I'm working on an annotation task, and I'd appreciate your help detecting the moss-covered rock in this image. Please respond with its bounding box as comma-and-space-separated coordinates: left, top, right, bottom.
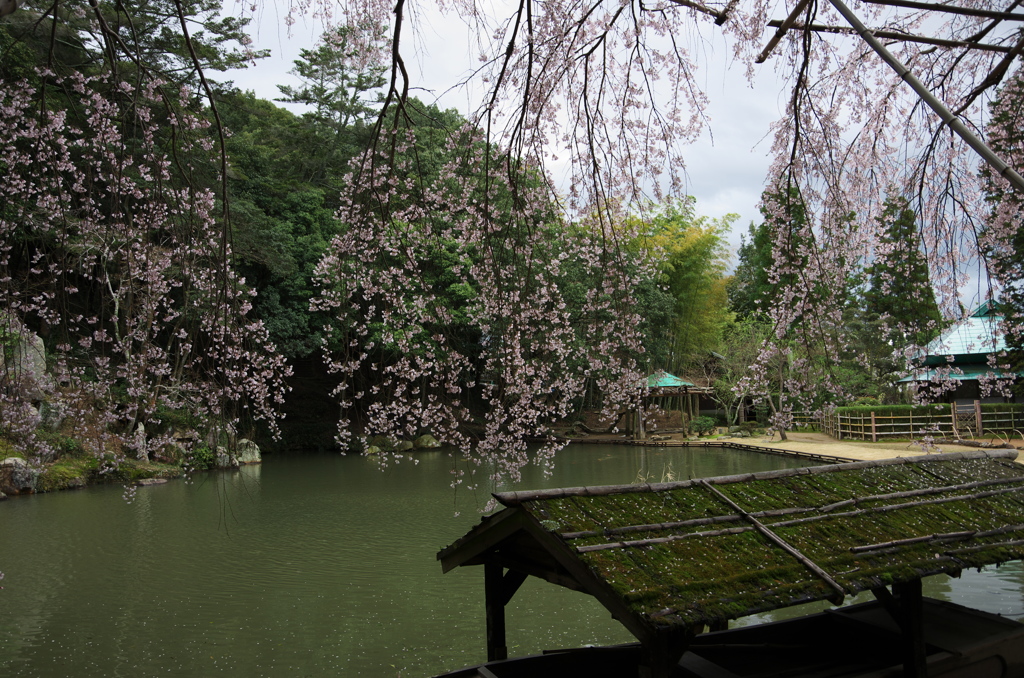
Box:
414, 434, 441, 449
37, 457, 95, 492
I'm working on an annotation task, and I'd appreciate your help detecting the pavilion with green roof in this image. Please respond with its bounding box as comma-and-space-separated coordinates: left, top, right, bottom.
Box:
900, 302, 1021, 403
438, 450, 1024, 677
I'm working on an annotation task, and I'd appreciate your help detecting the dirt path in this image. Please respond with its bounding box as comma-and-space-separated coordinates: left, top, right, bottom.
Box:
740, 431, 958, 461
714, 430, 1022, 464
566, 429, 1022, 464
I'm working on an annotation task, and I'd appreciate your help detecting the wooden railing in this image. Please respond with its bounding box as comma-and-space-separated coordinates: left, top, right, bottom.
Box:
806, 402, 1023, 441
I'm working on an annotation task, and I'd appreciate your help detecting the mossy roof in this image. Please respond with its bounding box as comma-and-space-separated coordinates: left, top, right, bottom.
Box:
438, 451, 1024, 632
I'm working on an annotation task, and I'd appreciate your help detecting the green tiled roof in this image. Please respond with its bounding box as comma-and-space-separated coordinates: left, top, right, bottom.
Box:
899, 364, 1023, 383
921, 315, 1005, 366
645, 371, 694, 388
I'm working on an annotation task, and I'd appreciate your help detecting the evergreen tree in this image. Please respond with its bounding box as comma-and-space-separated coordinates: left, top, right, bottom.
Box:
728, 188, 810, 321
276, 24, 386, 129
863, 196, 942, 347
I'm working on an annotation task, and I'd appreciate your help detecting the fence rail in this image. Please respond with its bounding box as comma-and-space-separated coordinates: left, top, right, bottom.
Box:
795, 402, 1023, 441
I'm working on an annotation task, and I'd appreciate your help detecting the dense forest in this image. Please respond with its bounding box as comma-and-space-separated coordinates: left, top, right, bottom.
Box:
0, 0, 1019, 490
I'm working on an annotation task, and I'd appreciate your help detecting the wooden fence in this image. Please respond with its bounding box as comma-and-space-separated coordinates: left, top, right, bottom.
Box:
806, 402, 1024, 441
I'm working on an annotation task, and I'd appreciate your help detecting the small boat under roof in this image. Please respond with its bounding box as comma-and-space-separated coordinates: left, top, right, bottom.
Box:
435, 450, 1024, 678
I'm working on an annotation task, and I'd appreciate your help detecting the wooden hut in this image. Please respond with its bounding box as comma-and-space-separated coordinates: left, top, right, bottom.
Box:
437, 450, 1024, 678
633, 371, 711, 439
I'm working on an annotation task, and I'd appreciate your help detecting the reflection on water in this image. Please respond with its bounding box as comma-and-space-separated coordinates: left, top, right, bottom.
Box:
0, 446, 1021, 677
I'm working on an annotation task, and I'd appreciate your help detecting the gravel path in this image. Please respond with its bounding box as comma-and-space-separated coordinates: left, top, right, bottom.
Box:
730, 430, 1022, 463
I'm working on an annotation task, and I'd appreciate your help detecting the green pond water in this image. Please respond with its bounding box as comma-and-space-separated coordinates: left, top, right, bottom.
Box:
1, 445, 1022, 677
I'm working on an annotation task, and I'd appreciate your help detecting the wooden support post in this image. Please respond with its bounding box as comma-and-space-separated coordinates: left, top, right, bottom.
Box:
951, 402, 958, 437
871, 411, 877, 443
484, 563, 507, 661
894, 579, 927, 678
639, 627, 692, 678
975, 399, 983, 435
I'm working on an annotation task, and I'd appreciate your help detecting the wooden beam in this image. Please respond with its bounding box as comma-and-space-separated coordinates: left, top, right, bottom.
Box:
871, 586, 903, 627
492, 450, 1020, 505
639, 626, 694, 678
518, 512, 656, 644
756, 0, 815, 63
488, 553, 589, 593
701, 480, 847, 603
766, 19, 1015, 53
894, 579, 927, 678
861, 0, 1024, 22
498, 568, 528, 606
438, 508, 527, 573
485, 563, 508, 661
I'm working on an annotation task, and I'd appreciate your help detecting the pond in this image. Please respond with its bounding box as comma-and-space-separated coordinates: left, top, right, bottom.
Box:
1, 445, 1022, 677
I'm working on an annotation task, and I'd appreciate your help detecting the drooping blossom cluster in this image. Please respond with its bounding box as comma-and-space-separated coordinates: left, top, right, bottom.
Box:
981, 68, 1024, 366
722, 1, 1023, 415
0, 72, 289, 461
263, 0, 1024, 443
314, 124, 652, 484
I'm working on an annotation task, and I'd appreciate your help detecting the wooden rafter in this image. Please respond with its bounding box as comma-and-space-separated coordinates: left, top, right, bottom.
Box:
861, 0, 1024, 22
766, 19, 1016, 53
756, 0, 814, 63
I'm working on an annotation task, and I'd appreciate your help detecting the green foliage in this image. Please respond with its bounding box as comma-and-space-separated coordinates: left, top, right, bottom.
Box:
152, 404, 201, 434
276, 24, 386, 129
0, 435, 21, 459
706, 319, 772, 426
690, 416, 716, 435
863, 196, 942, 346
647, 199, 735, 368
36, 431, 84, 458
728, 188, 812, 321
632, 198, 734, 373
188, 444, 215, 470
982, 73, 1024, 399
102, 0, 268, 87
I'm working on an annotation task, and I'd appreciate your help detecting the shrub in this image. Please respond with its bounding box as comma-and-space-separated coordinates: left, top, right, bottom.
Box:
189, 444, 215, 470
691, 416, 717, 436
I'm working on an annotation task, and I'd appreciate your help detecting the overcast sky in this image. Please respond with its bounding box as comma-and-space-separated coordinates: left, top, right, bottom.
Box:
230, 10, 792, 258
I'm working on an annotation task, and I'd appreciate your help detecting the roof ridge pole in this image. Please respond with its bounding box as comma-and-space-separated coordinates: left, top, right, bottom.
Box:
826, 0, 1024, 194
699, 481, 848, 603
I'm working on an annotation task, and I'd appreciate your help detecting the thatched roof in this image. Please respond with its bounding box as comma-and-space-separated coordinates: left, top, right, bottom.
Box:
438, 450, 1024, 637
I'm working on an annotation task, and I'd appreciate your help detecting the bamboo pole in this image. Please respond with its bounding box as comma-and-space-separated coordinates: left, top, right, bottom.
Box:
576, 525, 754, 553
818, 475, 1024, 512
562, 504, 820, 540
855, 524, 1024, 556
701, 481, 847, 602
774, 486, 1024, 529
946, 538, 1024, 556
827, 0, 1024, 195
850, 530, 977, 554
861, 0, 1024, 22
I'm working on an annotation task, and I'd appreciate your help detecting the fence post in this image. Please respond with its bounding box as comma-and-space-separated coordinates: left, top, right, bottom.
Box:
910, 410, 914, 440
871, 411, 877, 443
951, 402, 957, 437
975, 400, 982, 436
